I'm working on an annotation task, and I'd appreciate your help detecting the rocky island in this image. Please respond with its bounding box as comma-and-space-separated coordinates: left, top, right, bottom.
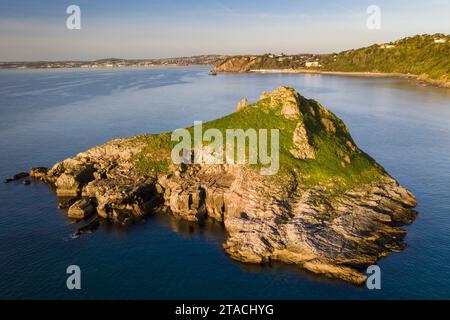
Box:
28, 87, 416, 284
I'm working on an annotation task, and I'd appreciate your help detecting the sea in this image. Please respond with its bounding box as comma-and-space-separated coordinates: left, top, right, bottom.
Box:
0, 66, 449, 299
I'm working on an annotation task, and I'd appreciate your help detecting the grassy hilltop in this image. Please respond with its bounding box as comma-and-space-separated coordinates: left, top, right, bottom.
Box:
134, 87, 384, 194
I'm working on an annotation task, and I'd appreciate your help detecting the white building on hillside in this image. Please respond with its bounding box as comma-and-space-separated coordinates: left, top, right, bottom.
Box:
305, 61, 322, 68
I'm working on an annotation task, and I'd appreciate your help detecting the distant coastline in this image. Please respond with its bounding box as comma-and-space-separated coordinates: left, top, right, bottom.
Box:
3, 62, 448, 89
3, 33, 449, 89
0, 55, 226, 70
0, 64, 206, 71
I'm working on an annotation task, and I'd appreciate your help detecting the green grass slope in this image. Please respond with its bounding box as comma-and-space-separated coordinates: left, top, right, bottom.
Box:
133, 88, 385, 195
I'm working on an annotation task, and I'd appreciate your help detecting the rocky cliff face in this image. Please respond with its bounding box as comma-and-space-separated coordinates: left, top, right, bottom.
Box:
214, 56, 262, 72
214, 54, 315, 73
30, 87, 417, 284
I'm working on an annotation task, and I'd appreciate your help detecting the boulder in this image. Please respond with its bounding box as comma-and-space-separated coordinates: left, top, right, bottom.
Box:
68, 199, 95, 219
55, 165, 95, 196
30, 167, 48, 179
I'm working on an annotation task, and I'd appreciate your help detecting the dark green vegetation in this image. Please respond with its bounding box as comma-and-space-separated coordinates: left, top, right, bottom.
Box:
321, 34, 450, 82
133, 91, 385, 194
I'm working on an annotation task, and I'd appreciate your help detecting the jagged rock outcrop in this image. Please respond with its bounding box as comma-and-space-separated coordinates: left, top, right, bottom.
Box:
266, 86, 302, 119
290, 123, 315, 159
236, 98, 248, 111
29, 86, 417, 285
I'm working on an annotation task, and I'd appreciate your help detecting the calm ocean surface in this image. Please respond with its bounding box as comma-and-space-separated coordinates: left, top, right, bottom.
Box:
0, 66, 449, 299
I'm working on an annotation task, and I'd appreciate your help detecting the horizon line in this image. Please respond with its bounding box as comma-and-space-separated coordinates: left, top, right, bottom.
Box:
0, 32, 447, 63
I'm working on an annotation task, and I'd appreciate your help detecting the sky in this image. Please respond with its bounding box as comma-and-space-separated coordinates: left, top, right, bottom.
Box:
0, 0, 449, 61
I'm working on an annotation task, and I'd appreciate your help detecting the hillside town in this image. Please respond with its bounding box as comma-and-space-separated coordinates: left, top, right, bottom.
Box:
0, 55, 227, 69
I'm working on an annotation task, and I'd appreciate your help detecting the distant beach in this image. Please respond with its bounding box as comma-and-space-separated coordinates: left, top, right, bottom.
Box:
249, 69, 450, 88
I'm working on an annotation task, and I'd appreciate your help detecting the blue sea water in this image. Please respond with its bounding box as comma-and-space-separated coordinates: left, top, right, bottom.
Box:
0, 66, 449, 299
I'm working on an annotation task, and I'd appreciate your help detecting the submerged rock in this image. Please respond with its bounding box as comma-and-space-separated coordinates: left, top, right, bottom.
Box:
13, 172, 29, 180
3, 171, 30, 183
74, 215, 101, 236
29, 86, 417, 284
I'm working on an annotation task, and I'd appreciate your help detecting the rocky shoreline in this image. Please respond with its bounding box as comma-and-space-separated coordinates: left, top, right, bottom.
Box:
21, 87, 417, 284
